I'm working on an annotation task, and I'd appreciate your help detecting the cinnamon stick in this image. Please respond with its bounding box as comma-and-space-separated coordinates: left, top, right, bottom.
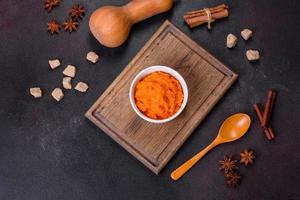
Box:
262, 90, 276, 127
253, 104, 274, 140
183, 4, 229, 29
185, 10, 228, 28
268, 127, 275, 139
185, 4, 227, 17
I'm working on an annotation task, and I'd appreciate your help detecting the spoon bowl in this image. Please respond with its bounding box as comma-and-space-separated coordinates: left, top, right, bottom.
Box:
171, 113, 251, 181
217, 113, 251, 142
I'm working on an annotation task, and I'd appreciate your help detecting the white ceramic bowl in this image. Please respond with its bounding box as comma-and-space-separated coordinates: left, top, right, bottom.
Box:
129, 66, 188, 124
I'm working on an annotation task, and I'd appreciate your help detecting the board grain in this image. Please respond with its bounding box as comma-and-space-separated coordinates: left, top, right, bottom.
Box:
85, 20, 238, 174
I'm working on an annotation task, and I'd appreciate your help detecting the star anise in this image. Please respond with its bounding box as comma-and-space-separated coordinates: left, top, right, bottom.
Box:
70, 4, 85, 20
219, 156, 238, 174
47, 20, 61, 34
240, 149, 255, 166
225, 172, 241, 187
63, 18, 78, 32
44, 0, 60, 12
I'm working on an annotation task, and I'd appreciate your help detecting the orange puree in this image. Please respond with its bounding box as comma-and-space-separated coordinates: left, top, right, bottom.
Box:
134, 71, 184, 120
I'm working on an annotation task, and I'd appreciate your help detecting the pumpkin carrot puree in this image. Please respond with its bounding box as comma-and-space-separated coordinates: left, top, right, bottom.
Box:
134, 71, 184, 119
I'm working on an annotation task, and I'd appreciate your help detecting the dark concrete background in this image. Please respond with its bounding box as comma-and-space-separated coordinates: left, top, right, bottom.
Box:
0, 0, 299, 199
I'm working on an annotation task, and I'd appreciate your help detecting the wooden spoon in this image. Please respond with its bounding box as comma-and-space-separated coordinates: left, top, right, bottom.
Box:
170, 113, 251, 181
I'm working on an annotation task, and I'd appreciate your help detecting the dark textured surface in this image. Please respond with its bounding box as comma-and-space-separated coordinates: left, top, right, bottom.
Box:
0, 0, 299, 199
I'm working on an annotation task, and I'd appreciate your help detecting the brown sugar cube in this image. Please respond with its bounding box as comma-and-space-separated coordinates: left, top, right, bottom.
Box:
48, 59, 61, 69
241, 29, 253, 40
63, 65, 76, 78
30, 87, 42, 98
86, 51, 99, 63
75, 82, 88, 93
227, 33, 238, 48
62, 77, 72, 89
246, 50, 260, 61
51, 88, 64, 101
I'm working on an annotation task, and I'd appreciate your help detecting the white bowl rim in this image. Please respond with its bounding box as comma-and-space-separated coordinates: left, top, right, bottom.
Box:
129, 65, 188, 124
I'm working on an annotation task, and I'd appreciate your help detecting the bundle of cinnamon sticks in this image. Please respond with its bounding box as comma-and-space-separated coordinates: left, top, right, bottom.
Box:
253, 90, 277, 140
184, 4, 229, 29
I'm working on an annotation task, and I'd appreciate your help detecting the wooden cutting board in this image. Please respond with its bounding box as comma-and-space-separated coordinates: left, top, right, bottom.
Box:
85, 20, 238, 174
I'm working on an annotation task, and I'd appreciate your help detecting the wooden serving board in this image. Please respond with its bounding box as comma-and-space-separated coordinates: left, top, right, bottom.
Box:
85, 20, 238, 174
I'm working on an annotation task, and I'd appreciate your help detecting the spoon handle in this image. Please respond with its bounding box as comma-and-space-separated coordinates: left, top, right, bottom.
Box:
170, 140, 218, 181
